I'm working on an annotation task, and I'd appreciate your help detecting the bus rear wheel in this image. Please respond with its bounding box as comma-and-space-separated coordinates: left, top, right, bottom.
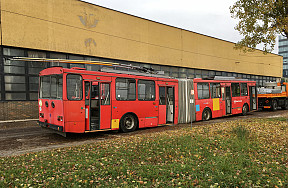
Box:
120, 114, 137, 132
202, 108, 211, 121
242, 104, 248, 116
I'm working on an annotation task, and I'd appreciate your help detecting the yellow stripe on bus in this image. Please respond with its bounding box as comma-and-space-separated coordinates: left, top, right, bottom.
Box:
213, 98, 220, 111
111, 119, 120, 129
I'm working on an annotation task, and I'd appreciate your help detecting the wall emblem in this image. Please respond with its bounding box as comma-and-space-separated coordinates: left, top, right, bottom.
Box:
78, 13, 98, 29
78, 11, 99, 48
85, 38, 97, 47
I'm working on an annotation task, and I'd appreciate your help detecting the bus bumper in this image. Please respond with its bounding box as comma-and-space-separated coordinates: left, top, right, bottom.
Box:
39, 121, 64, 132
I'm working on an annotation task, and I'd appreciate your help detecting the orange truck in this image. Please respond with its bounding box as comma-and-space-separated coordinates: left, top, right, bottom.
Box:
258, 82, 288, 111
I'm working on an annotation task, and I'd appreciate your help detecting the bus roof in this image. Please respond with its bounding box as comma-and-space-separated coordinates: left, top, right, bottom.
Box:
39, 67, 179, 82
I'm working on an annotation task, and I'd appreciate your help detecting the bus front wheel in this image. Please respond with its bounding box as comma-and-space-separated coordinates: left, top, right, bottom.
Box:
202, 108, 211, 121
120, 114, 137, 132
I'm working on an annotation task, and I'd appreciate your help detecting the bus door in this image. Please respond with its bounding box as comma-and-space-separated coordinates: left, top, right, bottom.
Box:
225, 85, 232, 114
64, 74, 85, 133
249, 86, 257, 110
159, 86, 175, 124
85, 81, 111, 131
85, 81, 100, 131
167, 87, 175, 123
99, 82, 111, 130
219, 83, 226, 116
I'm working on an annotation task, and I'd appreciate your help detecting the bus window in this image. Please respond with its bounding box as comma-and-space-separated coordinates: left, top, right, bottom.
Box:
91, 84, 99, 99
159, 87, 166, 105
67, 74, 83, 100
197, 83, 209, 99
101, 83, 110, 105
116, 78, 136, 100
39, 75, 63, 99
138, 80, 155, 101
231, 83, 240, 97
40, 76, 50, 98
210, 83, 221, 98
241, 83, 248, 96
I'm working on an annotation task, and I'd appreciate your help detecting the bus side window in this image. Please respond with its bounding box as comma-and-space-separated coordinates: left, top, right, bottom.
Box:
138, 80, 155, 101
240, 83, 248, 96
231, 83, 240, 97
210, 83, 221, 98
159, 87, 166, 105
101, 83, 110, 105
67, 74, 83, 100
197, 83, 210, 99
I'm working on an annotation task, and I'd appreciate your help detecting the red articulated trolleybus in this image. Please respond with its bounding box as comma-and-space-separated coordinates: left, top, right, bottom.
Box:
10, 58, 258, 136
192, 77, 258, 121
18, 58, 179, 136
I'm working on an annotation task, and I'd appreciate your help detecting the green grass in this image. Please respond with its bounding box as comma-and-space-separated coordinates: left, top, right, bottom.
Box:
0, 118, 287, 187
266, 117, 288, 122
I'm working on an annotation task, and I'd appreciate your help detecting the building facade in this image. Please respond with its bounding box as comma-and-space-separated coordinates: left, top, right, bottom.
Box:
0, 0, 283, 120
279, 35, 288, 77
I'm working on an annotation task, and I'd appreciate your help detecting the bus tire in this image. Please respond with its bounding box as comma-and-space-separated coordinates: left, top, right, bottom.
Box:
202, 108, 211, 121
271, 100, 277, 111
120, 113, 138, 133
281, 99, 288, 110
242, 104, 249, 116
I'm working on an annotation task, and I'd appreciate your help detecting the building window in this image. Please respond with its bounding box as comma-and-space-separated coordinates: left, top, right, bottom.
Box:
161, 66, 170, 76
195, 69, 202, 78
5, 76, 26, 91
29, 76, 39, 92
50, 53, 68, 67
151, 65, 161, 72
68, 55, 85, 68
209, 71, 215, 76
85, 57, 100, 71
5, 93, 26, 100
187, 69, 195, 78
3, 48, 25, 56
4, 59, 25, 74
28, 61, 47, 75
179, 69, 187, 78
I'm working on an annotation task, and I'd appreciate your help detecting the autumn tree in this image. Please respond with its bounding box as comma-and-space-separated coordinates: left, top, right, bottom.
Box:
230, 0, 288, 52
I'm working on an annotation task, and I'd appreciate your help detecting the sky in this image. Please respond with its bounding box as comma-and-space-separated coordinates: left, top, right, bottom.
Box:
83, 0, 278, 54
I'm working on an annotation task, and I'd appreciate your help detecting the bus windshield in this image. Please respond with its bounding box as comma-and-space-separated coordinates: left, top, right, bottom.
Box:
39, 75, 63, 99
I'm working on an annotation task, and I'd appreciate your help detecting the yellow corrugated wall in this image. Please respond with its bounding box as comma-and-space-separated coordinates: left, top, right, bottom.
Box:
0, 0, 283, 77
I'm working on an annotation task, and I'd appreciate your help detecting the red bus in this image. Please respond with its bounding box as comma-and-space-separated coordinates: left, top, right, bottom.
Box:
38, 67, 178, 135
192, 78, 257, 121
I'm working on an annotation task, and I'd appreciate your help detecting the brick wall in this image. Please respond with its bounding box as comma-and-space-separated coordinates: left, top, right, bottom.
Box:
0, 101, 38, 121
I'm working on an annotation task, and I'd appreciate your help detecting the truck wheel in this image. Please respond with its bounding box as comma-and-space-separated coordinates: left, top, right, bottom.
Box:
282, 100, 288, 110
242, 104, 248, 116
120, 114, 137, 132
202, 108, 211, 121
271, 100, 277, 111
